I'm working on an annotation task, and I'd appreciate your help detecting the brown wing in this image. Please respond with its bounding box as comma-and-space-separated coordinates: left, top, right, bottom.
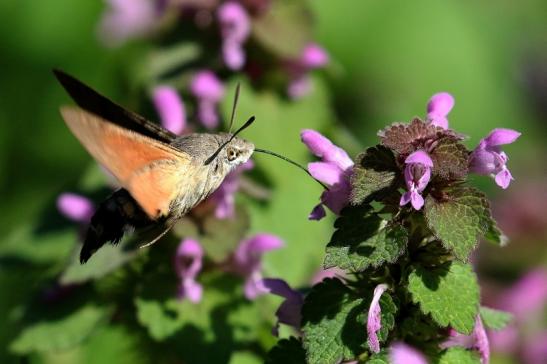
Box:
60, 106, 190, 219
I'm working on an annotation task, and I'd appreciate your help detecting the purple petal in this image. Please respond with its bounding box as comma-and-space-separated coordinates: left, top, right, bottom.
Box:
309, 203, 327, 220
390, 342, 428, 364
494, 168, 513, 189
410, 191, 425, 210
262, 278, 297, 300
429, 115, 449, 129
400, 191, 412, 207
311, 267, 344, 285
222, 41, 246, 70
197, 100, 220, 129
300, 129, 353, 171
308, 162, 344, 186
427, 92, 455, 117
489, 324, 518, 354
405, 150, 433, 167
190, 71, 225, 101
57, 193, 94, 223
469, 149, 497, 175
483, 128, 521, 147
415, 167, 431, 192
175, 239, 203, 278
98, 0, 157, 47
152, 86, 186, 135
288, 75, 312, 99
321, 184, 350, 215
473, 316, 489, 364
245, 234, 285, 254
244, 273, 268, 299
217, 1, 251, 43
262, 278, 304, 333
178, 278, 203, 303
367, 284, 388, 353
301, 43, 329, 69
234, 234, 284, 275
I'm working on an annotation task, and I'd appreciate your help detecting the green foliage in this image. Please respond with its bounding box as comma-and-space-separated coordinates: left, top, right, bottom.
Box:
479, 306, 513, 331
10, 303, 110, 354
324, 205, 408, 272
265, 337, 306, 364
425, 186, 491, 261
437, 347, 481, 364
366, 351, 389, 364
301, 278, 367, 364
429, 137, 469, 180
408, 262, 479, 334
350, 145, 399, 205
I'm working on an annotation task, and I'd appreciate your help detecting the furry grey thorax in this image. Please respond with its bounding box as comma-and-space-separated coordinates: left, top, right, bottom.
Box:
167, 132, 254, 220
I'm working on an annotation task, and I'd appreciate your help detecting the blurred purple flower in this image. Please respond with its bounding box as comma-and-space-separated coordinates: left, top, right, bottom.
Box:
390, 342, 428, 364
367, 283, 388, 353
301, 129, 353, 220
217, 2, 251, 70
522, 331, 547, 364
426, 92, 454, 129
287, 43, 329, 99
488, 324, 519, 354
231, 234, 284, 299
152, 86, 186, 135
497, 268, 547, 320
174, 239, 204, 303
442, 316, 490, 364
97, 0, 158, 47
400, 150, 433, 210
261, 278, 304, 335
190, 70, 225, 129
469, 128, 521, 189
210, 160, 254, 219
57, 193, 95, 223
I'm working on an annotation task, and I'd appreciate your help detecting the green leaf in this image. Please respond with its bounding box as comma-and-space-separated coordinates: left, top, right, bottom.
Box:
430, 137, 469, 180
408, 262, 479, 334
479, 307, 512, 331
425, 186, 491, 260
350, 145, 399, 205
438, 347, 480, 364
301, 278, 367, 364
483, 216, 508, 246
60, 244, 137, 285
10, 303, 109, 354
252, 0, 312, 58
324, 206, 408, 272
367, 351, 389, 363
265, 337, 306, 364
376, 293, 397, 344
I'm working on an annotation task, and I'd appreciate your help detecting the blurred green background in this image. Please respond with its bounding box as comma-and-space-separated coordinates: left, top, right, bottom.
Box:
0, 0, 545, 363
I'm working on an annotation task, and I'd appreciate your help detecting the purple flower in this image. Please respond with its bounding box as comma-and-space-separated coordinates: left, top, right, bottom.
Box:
426, 92, 454, 129
217, 2, 251, 70
232, 234, 284, 299
390, 342, 428, 364
469, 128, 521, 189
400, 150, 433, 210
261, 278, 304, 335
287, 43, 329, 99
497, 268, 547, 320
367, 283, 389, 353
190, 71, 225, 129
174, 239, 204, 303
152, 86, 186, 135
301, 129, 353, 220
310, 267, 345, 285
97, 0, 158, 47
442, 316, 490, 364
57, 193, 94, 223
522, 331, 547, 364
210, 160, 254, 219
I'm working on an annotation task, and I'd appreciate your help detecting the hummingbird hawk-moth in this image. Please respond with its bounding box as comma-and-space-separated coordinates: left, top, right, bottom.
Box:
54, 70, 321, 263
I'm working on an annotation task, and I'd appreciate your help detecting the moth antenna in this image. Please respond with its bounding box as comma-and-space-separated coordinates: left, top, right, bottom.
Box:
254, 148, 329, 190
228, 83, 241, 133
204, 115, 256, 165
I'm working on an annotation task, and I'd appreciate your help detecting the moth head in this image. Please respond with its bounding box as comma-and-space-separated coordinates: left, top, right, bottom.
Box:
221, 136, 255, 168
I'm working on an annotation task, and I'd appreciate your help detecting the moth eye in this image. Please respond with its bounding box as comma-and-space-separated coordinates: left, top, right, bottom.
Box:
227, 148, 238, 162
